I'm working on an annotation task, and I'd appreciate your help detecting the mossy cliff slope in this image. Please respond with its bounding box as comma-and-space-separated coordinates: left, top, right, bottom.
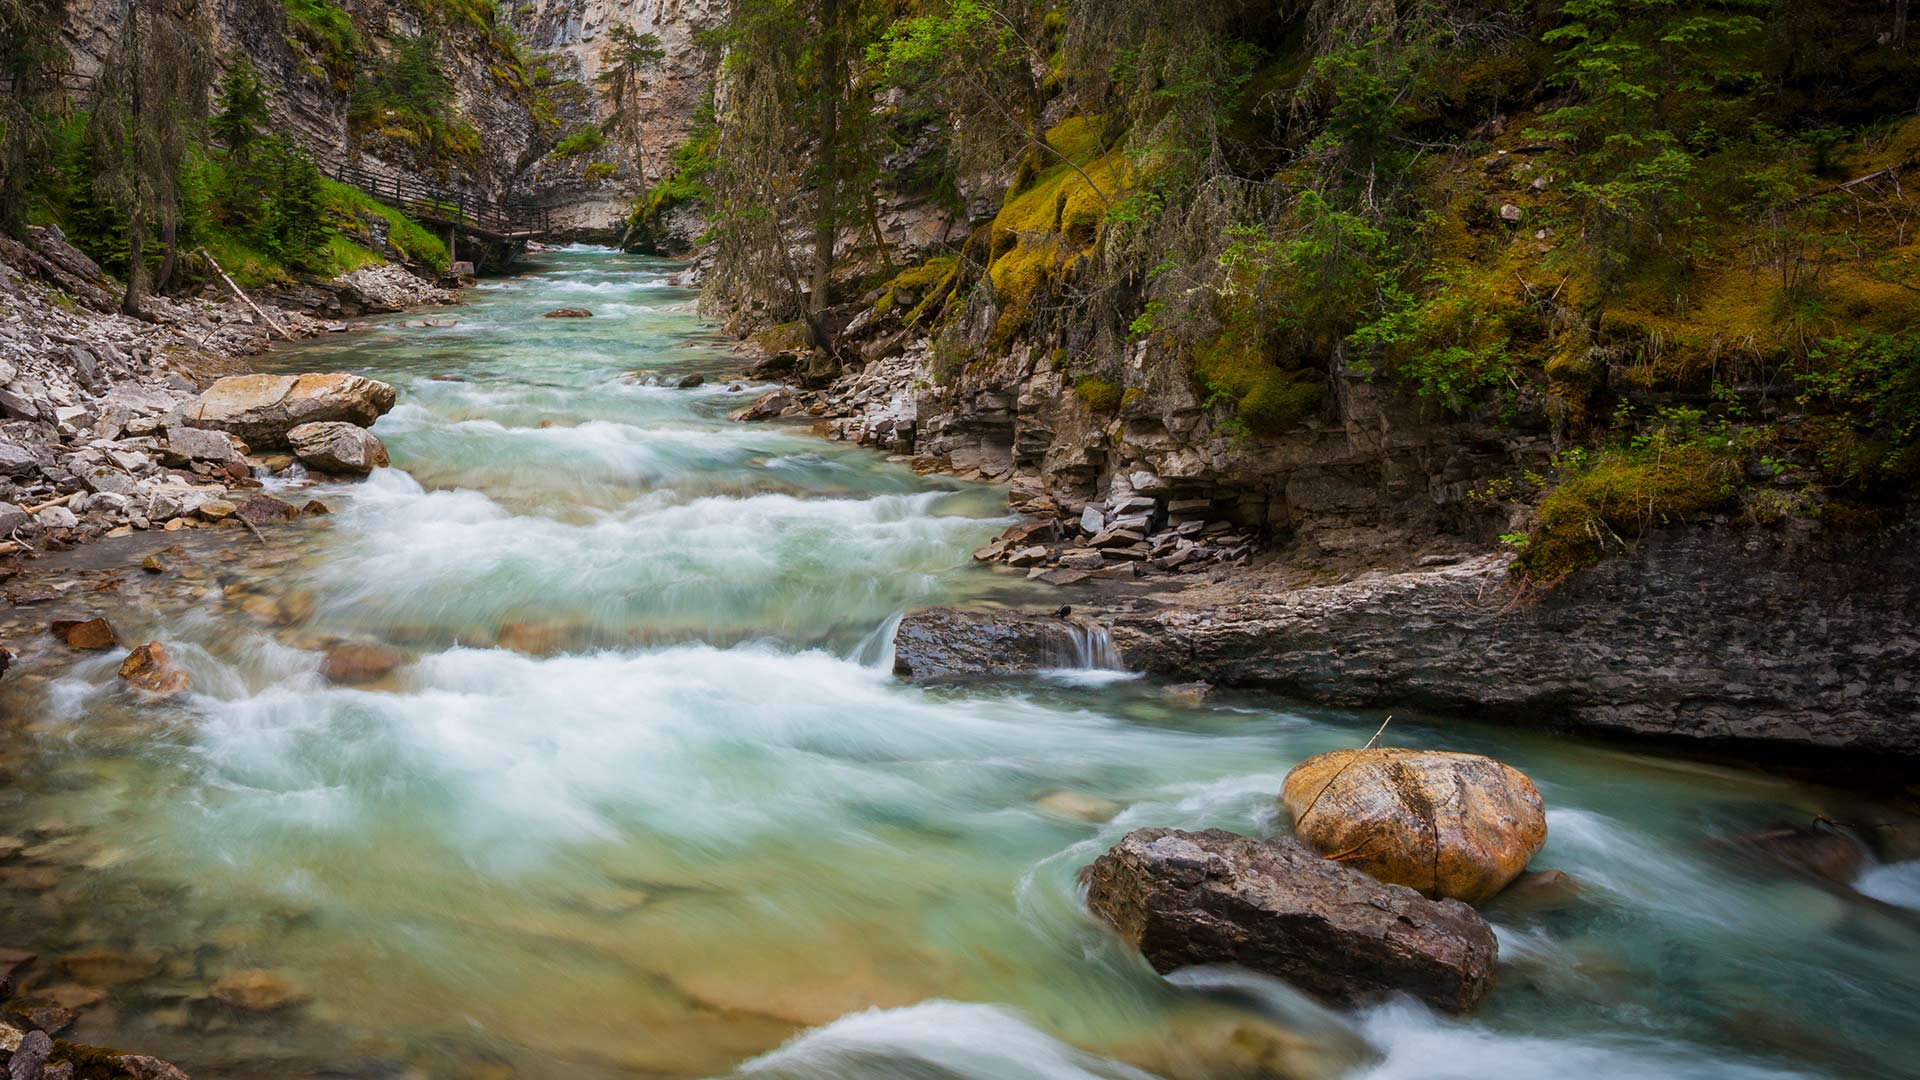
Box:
711, 0, 1920, 581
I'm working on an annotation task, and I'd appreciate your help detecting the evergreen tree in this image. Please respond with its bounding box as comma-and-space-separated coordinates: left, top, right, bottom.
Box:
0, 0, 71, 235
210, 56, 270, 153
89, 0, 215, 313
596, 25, 664, 183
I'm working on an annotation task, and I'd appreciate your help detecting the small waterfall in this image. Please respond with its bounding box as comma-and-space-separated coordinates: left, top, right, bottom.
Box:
1062, 621, 1126, 672
852, 612, 905, 671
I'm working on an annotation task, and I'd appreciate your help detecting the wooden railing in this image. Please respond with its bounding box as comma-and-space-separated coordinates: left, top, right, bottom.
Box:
327, 160, 550, 240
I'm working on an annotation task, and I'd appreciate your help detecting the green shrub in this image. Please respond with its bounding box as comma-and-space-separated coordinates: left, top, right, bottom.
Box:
1796, 333, 1920, 486
553, 128, 605, 157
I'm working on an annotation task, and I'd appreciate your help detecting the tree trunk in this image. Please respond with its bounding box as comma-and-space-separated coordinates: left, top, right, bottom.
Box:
120, 0, 144, 317
122, 211, 146, 317
156, 218, 178, 293
863, 189, 894, 277
807, 0, 843, 333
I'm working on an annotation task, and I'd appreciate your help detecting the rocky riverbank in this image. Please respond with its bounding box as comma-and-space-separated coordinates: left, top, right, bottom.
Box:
0, 226, 445, 572
722, 327, 1919, 761
892, 516, 1920, 758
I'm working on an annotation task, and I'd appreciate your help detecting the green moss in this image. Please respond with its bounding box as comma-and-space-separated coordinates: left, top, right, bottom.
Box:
281, 0, 357, 80
984, 116, 1129, 346
583, 161, 618, 183
1518, 445, 1741, 584
1073, 376, 1125, 412
1190, 313, 1324, 435
750, 320, 812, 355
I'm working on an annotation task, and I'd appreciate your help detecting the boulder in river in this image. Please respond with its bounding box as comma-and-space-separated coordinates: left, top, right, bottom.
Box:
48, 618, 116, 651
286, 422, 389, 475
1281, 748, 1546, 904
892, 607, 1088, 678
180, 373, 396, 449
117, 643, 188, 696
542, 307, 593, 318
1084, 828, 1499, 1013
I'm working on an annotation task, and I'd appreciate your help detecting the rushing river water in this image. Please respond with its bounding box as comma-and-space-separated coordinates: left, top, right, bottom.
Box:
1, 248, 1918, 1080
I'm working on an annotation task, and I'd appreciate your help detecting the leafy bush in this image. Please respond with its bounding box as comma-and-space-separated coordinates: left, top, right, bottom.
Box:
1797, 334, 1920, 487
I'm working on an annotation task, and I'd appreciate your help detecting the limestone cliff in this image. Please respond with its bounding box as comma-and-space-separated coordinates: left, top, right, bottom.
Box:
515, 0, 728, 238
58, 0, 724, 239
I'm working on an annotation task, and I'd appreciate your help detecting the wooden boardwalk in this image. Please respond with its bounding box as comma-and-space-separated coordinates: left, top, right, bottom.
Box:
328, 161, 551, 242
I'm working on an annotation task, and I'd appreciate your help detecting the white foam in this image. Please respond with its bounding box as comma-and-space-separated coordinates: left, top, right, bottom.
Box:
1857, 861, 1920, 909
1350, 1002, 1822, 1080
737, 1000, 1156, 1080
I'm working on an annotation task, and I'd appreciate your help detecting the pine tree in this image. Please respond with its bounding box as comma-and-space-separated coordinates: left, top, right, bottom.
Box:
89, 0, 215, 313
0, 0, 71, 235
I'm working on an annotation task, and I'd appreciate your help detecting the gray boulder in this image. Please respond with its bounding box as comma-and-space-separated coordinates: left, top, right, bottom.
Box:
159, 425, 245, 467
287, 422, 389, 475
1083, 827, 1499, 1014
0, 442, 38, 477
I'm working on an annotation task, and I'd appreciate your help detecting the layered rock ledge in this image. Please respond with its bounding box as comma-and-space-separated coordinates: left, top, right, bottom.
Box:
898, 521, 1920, 757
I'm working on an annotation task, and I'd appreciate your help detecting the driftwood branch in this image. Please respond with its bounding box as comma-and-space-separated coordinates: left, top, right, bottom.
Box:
197, 247, 292, 341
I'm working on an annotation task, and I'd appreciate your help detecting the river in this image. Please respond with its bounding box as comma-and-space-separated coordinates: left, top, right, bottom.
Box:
0, 248, 1916, 1080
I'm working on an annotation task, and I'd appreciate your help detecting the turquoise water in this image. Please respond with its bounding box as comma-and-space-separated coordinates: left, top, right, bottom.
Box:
0, 248, 1915, 1080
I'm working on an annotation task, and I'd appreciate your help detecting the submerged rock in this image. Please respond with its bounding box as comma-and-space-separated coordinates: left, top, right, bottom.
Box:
1083, 828, 1499, 1013
542, 307, 594, 318
209, 968, 308, 1012
1281, 748, 1547, 904
320, 643, 403, 685
180, 373, 396, 449
1723, 820, 1869, 885
286, 421, 389, 475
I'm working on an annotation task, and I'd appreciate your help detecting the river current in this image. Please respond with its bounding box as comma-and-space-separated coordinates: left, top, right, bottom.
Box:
0, 248, 1916, 1079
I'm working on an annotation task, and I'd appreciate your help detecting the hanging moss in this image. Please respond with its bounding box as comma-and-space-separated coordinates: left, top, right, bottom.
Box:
983, 116, 1130, 348
1190, 311, 1324, 436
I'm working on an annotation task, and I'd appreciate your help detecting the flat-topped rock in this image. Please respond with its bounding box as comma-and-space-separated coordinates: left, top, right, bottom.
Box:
180, 373, 395, 448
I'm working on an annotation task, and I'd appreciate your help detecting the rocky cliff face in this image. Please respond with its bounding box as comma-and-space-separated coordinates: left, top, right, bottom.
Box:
892, 519, 1920, 758
516, 0, 728, 238
804, 332, 1556, 563
59, 0, 723, 237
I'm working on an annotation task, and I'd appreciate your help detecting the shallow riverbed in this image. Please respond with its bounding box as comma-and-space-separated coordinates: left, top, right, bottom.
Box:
0, 248, 1915, 1080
